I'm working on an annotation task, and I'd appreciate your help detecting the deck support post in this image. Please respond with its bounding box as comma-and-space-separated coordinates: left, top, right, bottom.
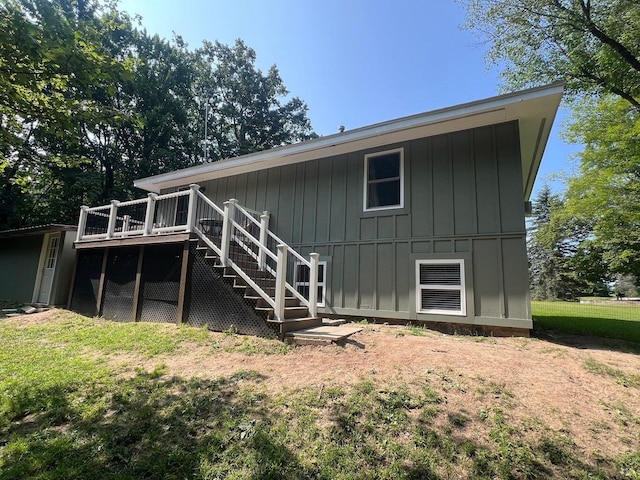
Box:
131, 246, 145, 321
143, 193, 157, 235
186, 184, 200, 233
258, 212, 270, 270
275, 244, 287, 321
220, 198, 237, 267
76, 205, 89, 242
309, 253, 320, 318
176, 240, 190, 325
106, 200, 119, 240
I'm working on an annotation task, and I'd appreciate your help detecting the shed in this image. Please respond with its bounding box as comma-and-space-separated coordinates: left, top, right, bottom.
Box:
0, 224, 77, 305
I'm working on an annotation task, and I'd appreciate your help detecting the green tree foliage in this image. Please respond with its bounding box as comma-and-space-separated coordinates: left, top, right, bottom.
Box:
462, 0, 640, 108
0, 0, 129, 227
194, 39, 316, 161
0, 2, 315, 230
528, 185, 609, 300
563, 97, 640, 276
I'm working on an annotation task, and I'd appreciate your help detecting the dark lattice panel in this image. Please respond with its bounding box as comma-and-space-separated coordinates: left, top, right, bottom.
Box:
70, 250, 103, 317
185, 242, 276, 338
138, 244, 182, 323
101, 247, 139, 322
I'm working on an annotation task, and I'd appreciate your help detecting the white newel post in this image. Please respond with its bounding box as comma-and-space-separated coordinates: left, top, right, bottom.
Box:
144, 193, 157, 235
123, 215, 131, 233
76, 205, 89, 242
275, 245, 288, 321
258, 212, 270, 270
186, 184, 200, 233
309, 253, 320, 318
106, 200, 119, 240
220, 198, 237, 267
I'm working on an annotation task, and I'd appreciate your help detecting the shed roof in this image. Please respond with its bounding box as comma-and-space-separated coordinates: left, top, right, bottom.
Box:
0, 224, 77, 239
135, 82, 563, 201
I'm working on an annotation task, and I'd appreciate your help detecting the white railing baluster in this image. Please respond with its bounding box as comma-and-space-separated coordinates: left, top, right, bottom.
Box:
275, 244, 288, 321
144, 193, 157, 235
309, 253, 319, 318
220, 198, 237, 267
258, 212, 269, 270
123, 214, 131, 233
76, 205, 89, 242
106, 200, 119, 240
186, 184, 200, 233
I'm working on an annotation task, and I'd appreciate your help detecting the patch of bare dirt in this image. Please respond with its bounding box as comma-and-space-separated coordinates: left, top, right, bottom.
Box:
7, 310, 640, 458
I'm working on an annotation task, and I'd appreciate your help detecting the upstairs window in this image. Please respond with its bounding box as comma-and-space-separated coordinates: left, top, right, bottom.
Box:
416, 260, 466, 316
364, 148, 404, 211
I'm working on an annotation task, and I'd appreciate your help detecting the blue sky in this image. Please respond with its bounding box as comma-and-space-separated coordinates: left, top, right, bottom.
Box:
119, 0, 578, 196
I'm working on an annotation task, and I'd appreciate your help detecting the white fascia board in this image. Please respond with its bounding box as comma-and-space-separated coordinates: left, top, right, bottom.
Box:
135, 82, 564, 194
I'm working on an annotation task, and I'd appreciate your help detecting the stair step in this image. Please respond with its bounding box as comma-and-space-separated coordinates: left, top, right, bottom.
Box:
267, 316, 322, 334
244, 295, 300, 307
257, 305, 309, 319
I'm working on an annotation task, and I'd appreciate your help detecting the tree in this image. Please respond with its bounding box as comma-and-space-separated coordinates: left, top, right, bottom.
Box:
194, 39, 316, 161
462, 0, 640, 109
0, 3, 316, 230
563, 96, 640, 276
0, 0, 129, 228
528, 185, 609, 300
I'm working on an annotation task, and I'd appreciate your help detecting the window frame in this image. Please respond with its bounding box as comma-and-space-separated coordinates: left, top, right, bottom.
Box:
415, 259, 466, 316
363, 147, 404, 212
294, 260, 327, 307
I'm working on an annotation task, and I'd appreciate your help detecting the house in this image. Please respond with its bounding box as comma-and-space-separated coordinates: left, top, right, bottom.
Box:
69, 83, 563, 338
0, 224, 77, 306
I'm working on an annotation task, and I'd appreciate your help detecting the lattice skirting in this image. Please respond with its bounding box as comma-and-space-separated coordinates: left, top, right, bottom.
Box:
69, 241, 276, 338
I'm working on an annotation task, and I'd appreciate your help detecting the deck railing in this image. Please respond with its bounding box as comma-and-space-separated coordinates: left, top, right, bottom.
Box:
75, 184, 318, 320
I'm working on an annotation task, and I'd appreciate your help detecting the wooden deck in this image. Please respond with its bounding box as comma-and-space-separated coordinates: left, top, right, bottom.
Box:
74, 233, 191, 249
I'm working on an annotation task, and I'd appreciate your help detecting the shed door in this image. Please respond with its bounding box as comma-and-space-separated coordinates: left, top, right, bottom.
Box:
37, 233, 60, 304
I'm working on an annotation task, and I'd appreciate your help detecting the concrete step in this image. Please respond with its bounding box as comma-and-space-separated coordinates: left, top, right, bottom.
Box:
284, 325, 363, 345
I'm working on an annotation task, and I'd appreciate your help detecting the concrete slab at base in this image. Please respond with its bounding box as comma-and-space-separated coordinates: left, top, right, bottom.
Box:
285, 325, 363, 344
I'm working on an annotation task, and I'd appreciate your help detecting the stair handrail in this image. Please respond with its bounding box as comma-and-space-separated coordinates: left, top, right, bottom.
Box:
192, 192, 278, 313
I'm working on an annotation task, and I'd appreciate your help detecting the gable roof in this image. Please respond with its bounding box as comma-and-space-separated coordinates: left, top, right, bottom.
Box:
135, 82, 563, 200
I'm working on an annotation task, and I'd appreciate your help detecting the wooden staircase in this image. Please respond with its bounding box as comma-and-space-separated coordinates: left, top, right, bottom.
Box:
195, 240, 322, 339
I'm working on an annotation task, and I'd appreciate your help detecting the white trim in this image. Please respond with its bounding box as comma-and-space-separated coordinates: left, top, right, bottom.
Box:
295, 260, 327, 307
32, 232, 61, 305
363, 148, 404, 212
133, 83, 563, 200
415, 259, 466, 316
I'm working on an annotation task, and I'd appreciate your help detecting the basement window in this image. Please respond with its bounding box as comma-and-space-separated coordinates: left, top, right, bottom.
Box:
416, 260, 466, 316
295, 261, 327, 307
364, 148, 404, 211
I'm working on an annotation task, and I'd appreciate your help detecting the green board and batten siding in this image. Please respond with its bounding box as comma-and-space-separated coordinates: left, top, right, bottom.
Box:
188, 121, 530, 328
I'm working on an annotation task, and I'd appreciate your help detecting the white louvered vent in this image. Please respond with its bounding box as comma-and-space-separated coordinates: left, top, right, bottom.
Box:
416, 260, 466, 316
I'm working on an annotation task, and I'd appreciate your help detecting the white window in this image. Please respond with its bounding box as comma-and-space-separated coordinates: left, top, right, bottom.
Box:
363, 148, 404, 211
416, 260, 466, 316
295, 261, 327, 307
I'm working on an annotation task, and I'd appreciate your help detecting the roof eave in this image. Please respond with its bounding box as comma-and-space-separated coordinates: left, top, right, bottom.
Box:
134, 82, 564, 197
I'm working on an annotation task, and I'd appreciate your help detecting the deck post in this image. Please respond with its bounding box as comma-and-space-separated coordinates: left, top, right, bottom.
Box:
258, 212, 270, 270
76, 205, 89, 242
220, 198, 237, 267
309, 253, 320, 318
143, 193, 157, 235
275, 244, 288, 321
106, 200, 119, 240
123, 215, 131, 234
186, 184, 200, 233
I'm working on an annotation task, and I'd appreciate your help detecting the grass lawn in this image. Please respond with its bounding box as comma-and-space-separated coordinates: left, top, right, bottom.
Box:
1, 310, 639, 479
532, 300, 640, 344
